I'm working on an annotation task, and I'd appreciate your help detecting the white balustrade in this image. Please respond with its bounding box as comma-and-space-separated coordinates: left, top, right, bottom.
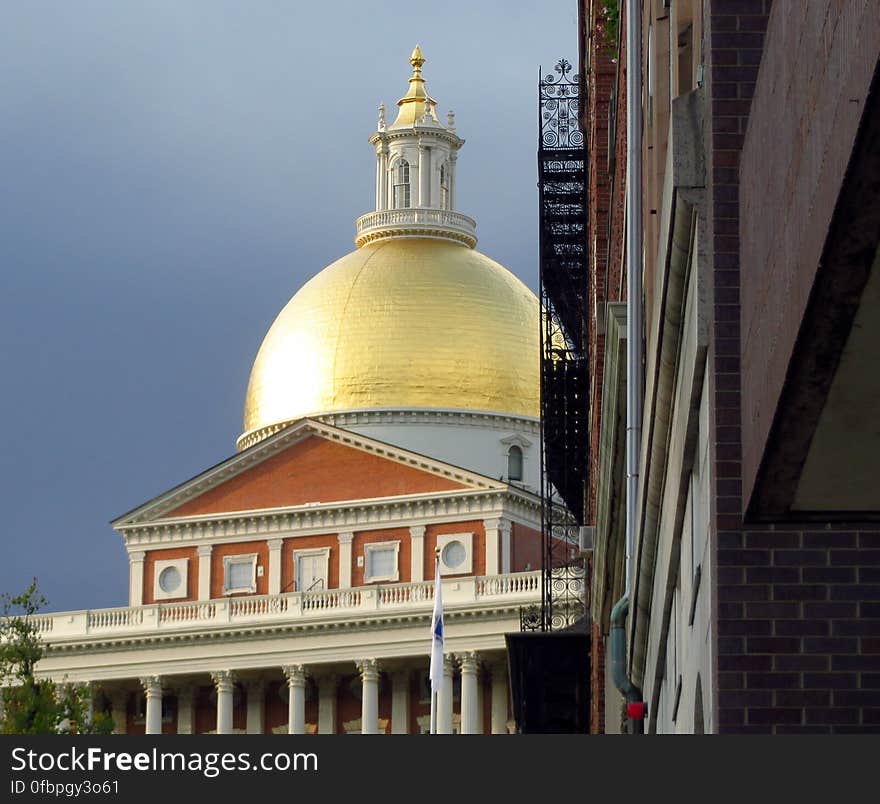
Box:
30, 571, 543, 642
354, 208, 477, 247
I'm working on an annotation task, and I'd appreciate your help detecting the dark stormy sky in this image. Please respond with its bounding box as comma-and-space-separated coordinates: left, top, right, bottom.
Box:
0, 1, 576, 612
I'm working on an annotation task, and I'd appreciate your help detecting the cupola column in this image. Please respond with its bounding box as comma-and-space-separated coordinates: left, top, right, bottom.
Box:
356, 658, 381, 734
283, 665, 308, 735
139, 676, 163, 735
448, 153, 458, 210
418, 142, 431, 207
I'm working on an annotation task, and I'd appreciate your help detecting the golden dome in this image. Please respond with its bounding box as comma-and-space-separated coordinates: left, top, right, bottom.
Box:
239, 238, 539, 449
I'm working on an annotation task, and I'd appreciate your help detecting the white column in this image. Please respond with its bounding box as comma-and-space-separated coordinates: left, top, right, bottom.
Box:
176, 685, 194, 734
139, 676, 162, 735
245, 680, 265, 735
267, 539, 283, 596
129, 551, 145, 606
499, 519, 512, 574
212, 671, 236, 735
109, 690, 127, 735
391, 670, 410, 734
197, 545, 213, 601
283, 665, 307, 735
410, 525, 425, 582
484, 518, 501, 576
490, 662, 509, 734
448, 154, 457, 210
418, 143, 431, 207
378, 149, 388, 211
356, 659, 380, 734
317, 675, 337, 734
437, 655, 454, 734
337, 532, 353, 589
375, 151, 382, 209
459, 652, 480, 734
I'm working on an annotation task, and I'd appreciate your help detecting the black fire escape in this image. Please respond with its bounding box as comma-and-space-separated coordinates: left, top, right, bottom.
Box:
506, 58, 589, 733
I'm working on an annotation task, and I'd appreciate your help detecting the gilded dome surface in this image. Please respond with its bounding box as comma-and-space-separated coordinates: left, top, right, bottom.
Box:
240, 238, 539, 447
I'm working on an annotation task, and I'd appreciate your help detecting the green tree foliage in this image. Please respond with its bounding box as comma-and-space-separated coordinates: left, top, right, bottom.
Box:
0, 580, 113, 734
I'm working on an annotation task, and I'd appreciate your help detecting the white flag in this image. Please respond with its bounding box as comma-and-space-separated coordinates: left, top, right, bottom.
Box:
429, 556, 444, 694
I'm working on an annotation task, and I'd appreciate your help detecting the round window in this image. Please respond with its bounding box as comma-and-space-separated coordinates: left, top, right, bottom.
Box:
442, 540, 466, 569
158, 566, 182, 594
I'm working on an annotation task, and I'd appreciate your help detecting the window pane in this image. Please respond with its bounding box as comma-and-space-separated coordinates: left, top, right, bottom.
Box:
228, 560, 252, 590
508, 446, 523, 480
368, 547, 396, 578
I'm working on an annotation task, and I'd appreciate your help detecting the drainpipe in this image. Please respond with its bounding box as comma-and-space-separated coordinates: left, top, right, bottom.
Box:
611, 0, 645, 728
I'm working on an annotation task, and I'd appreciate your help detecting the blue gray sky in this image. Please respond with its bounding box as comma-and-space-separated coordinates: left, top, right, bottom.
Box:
0, 1, 576, 611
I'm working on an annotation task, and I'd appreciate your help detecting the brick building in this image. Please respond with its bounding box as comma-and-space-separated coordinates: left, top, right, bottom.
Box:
582, 0, 880, 733
27, 49, 543, 735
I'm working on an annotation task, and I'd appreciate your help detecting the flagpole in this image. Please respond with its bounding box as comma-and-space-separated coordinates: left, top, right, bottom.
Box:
429, 548, 441, 735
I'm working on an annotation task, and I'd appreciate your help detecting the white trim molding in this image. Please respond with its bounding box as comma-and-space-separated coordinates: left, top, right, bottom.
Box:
437, 532, 473, 576
363, 541, 401, 584
222, 554, 258, 595
153, 558, 188, 601
293, 547, 331, 593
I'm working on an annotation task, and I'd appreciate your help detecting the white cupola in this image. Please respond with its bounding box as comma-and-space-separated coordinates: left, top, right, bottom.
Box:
355, 46, 477, 248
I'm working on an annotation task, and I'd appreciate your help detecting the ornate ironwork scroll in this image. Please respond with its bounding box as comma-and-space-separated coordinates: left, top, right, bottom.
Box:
528, 58, 589, 632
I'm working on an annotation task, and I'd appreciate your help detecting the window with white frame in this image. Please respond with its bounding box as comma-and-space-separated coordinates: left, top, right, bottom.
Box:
363, 541, 400, 583
153, 557, 188, 601
223, 554, 257, 594
392, 160, 410, 208
437, 532, 473, 575
507, 445, 524, 481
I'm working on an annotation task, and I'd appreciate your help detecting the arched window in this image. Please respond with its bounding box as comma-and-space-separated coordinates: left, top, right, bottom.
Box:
393, 160, 410, 208
507, 445, 523, 481
439, 163, 449, 209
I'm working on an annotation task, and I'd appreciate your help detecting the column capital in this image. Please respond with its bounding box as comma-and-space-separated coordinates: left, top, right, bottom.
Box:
211, 670, 237, 693
266, 538, 283, 551
139, 676, 162, 696
129, 551, 146, 564
442, 655, 455, 677
197, 544, 213, 558
355, 658, 381, 682
337, 531, 354, 545
456, 651, 481, 674
409, 525, 426, 539
282, 665, 308, 687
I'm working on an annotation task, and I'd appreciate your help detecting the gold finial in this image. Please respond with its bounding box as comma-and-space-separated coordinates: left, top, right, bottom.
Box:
410, 45, 425, 76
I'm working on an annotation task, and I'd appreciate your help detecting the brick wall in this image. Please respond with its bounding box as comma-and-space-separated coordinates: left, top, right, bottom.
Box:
584, 0, 629, 735
708, 0, 880, 732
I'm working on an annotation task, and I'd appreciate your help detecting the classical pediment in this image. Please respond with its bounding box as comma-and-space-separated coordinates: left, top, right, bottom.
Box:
113, 418, 504, 527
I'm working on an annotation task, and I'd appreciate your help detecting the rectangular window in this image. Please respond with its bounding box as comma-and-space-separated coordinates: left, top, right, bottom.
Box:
364, 541, 400, 583
223, 554, 257, 594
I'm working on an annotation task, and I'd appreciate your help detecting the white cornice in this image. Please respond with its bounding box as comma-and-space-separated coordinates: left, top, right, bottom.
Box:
119, 487, 541, 549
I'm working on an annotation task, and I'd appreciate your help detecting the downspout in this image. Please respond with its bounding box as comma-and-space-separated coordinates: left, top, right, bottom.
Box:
611, 0, 644, 726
